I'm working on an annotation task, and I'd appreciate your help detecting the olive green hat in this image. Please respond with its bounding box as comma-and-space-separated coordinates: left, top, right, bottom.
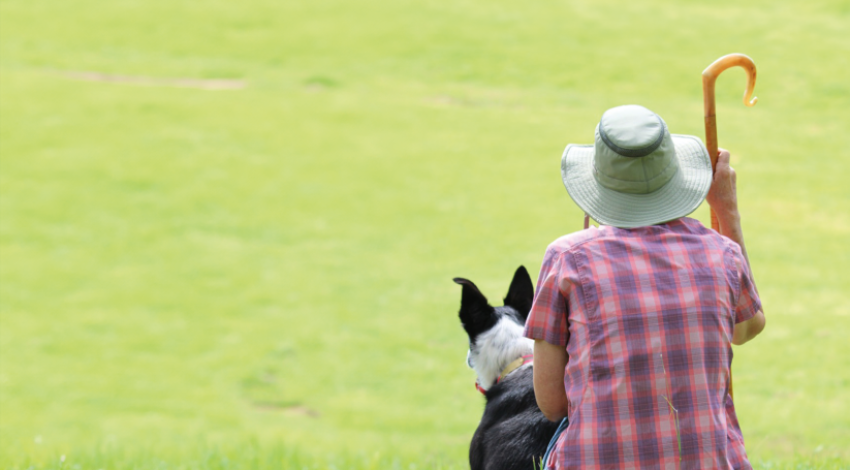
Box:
561, 105, 712, 228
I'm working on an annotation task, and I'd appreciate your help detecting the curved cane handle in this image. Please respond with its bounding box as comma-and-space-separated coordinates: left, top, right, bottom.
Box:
702, 53, 758, 230
704, 54, 758, 108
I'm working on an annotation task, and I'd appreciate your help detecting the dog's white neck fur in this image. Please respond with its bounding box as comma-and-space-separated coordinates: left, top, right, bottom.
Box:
470, 316, 533, 390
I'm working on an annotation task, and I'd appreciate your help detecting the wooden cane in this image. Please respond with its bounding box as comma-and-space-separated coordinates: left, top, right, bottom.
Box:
702, 53, 758, 400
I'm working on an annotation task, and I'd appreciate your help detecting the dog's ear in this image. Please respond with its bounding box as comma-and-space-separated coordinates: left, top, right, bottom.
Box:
504, 265, 534, 322
453, 277, 496, 341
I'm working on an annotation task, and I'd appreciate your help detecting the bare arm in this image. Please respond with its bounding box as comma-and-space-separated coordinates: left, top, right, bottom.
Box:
533, 339, 569, 422
706, 148, 766, 345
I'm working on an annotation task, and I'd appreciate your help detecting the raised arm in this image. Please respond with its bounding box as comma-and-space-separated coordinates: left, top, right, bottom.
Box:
706, 148, 765, 345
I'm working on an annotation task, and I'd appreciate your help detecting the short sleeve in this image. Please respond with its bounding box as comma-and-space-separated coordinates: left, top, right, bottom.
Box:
524, 245, 570, 346
731, 244, 762, 324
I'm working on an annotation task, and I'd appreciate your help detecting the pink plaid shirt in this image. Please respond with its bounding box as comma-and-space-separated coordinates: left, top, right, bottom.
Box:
524, 217, 761, 470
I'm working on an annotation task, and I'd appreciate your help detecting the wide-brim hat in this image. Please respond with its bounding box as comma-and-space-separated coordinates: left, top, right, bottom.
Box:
561, 105, 712, 228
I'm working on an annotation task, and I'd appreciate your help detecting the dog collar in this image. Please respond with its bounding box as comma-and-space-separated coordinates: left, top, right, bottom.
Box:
475, 354, 533, 395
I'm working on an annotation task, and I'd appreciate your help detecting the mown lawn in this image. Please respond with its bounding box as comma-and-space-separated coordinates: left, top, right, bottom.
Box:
1, 0, 848, 467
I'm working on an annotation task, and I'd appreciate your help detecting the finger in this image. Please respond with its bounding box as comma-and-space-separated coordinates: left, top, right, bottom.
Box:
716, 149, 731, 168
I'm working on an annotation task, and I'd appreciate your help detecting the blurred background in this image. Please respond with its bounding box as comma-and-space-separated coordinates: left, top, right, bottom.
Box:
1, 0, 848, 468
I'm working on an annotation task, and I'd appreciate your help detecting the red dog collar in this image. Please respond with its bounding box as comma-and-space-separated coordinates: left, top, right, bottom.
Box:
475, 354, 533, 395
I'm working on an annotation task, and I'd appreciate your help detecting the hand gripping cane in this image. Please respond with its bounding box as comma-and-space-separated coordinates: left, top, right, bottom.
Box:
702, 53, 758, 399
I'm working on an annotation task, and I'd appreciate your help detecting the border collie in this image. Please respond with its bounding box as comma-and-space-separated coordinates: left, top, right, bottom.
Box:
454, 266, 560, 470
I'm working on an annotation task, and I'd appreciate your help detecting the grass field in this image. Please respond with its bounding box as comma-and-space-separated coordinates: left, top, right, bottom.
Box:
1, 0, 848, 468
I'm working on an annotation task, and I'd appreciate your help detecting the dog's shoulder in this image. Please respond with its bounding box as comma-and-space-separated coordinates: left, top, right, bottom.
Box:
481, 367, 537, 415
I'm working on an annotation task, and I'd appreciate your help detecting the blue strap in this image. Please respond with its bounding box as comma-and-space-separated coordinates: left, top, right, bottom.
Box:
541, 418, 569, 469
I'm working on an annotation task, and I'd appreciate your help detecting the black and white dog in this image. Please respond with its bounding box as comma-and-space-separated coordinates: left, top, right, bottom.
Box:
454, 266, 560, 470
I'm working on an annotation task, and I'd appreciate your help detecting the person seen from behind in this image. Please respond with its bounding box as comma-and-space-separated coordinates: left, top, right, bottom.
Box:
526, 105, 766, 469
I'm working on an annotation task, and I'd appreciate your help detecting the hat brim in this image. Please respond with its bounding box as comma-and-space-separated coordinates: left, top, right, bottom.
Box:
561, 134, 712, 228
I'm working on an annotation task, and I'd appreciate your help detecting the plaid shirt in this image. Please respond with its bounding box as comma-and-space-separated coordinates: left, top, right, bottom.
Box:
524, 217, 761, 470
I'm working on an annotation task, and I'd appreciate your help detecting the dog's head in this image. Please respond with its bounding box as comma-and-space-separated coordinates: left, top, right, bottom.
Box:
453, 266, 535, 390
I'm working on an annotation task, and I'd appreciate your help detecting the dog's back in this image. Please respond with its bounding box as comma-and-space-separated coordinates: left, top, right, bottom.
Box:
471, 367, 559, 470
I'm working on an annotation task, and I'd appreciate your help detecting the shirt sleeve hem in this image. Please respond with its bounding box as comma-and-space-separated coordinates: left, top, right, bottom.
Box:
735, 299, 762, 324
524, 326, 568, 346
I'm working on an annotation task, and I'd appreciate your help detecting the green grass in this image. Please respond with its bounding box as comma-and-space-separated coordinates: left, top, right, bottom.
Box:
1, 0, 848, 467
4, 445, 849, 470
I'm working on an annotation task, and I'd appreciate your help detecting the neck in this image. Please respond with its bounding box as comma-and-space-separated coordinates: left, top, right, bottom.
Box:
475, 353, 534, 395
